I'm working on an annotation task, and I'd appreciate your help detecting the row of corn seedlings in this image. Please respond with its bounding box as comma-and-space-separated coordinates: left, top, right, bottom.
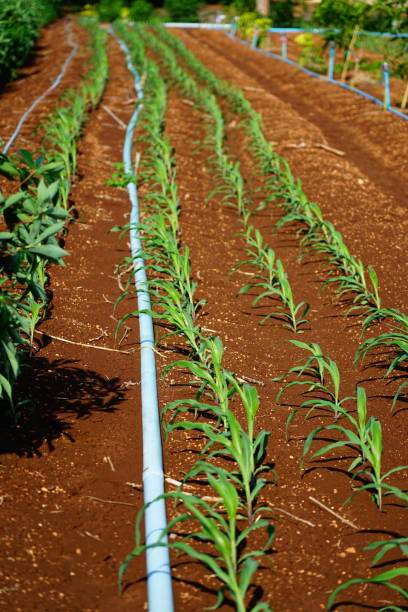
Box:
153, 25, 408, 411
275, 340, 408, 512
138, 25, 309, 336
114, 24, 274, 612
142, 26, 408, 609
141, 24, 407, 512
41, 19, 108, 209
144, 19, 408, 509
276, 340, 408, 609
151, 25, 382, 326
0, 19, 108, 419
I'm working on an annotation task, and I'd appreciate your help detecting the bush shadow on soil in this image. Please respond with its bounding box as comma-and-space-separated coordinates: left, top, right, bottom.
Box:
0, 44, 46, 95
0, 356, 126, 457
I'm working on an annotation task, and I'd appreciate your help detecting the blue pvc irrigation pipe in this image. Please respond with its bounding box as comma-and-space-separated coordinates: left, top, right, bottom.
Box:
2, 23, 78, 155
165, 22, 230, 29
267, 27, 408, 38
164, 23, 408, 38
226, 32, 408, 122
111, 32, 174, 612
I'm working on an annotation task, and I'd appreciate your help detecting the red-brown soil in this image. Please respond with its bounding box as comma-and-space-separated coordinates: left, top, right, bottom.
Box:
1, 33, 146, 612
0, 18, 90, 154
243, 31, 406, 108
1, 22, 407, 612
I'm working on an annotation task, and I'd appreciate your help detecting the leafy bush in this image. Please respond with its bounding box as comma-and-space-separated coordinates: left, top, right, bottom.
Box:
237, 12, 272, 42
294, 32, 325, 73
231, 0, 256, 12
0, 0, 60, 84
313, 0, 368, 47
129, 1, 153, 22
164, 0, 200, 23
96, 0, 125, 22
269, 0, 296, 27
364, 0, 408, 34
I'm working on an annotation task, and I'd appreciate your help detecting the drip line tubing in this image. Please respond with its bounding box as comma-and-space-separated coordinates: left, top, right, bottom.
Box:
226, 33, 408, 122
267, 27, 408, 38
164, 23, 408, 38
2, 22, 78, 155
165, 22, 230, 29
110, 30, 174, 612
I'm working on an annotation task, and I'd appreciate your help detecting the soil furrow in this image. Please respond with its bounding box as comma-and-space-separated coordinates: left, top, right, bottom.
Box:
149, 57, 407, 610
174, 29, 408, 314
187, 30, 408, 193
0, 19, 90, 154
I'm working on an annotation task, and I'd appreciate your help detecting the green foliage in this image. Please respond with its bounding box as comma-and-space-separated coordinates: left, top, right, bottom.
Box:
96, 0, 125, 21
129, 0, 153, 21
275, 340, 351, 428
0, 151, 67, 416
356, 309, 408, 410
269, 0, 296, 28
313, 0, 368, 47
231, 0, 256, 12
0, 0, 61, 84
328, 536, 408, 610
313, 0, 368, 30
301, 386, 408, 510
365, 0, 408, 34
0, 21, 108, 419
237, 12, 272, 41
120, 488, 274, 612
164, 0, 200, 22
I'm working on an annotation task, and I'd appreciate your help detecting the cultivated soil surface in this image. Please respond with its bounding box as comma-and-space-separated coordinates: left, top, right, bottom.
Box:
1, 22, 407, 612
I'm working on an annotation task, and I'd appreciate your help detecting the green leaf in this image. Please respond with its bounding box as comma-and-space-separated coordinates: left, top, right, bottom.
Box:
28, 244, 68, 261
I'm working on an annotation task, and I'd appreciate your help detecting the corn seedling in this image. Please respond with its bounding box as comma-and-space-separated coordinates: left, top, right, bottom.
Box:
356, 309, 408, 411
162, 369, 273, 523
276, 341, 352, 430
302, 387, 408, 510
119, 477, 274, 612
328, 537, 408, 611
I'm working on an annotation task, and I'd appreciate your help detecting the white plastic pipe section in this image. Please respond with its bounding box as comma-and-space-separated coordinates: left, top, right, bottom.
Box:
165, 22, 230, 29
2, 22, 78, 154
112, 33, 174, 612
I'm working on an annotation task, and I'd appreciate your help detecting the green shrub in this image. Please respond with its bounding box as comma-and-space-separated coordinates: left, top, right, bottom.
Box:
269, 0, 296, 28
231, 0, 256, 11
96, 0, 125, 22
164, 0, 200, 23
313, 0, 368, 47
0, 0, 60, 84
129, 0, 153, 22
237, 12, 272, 43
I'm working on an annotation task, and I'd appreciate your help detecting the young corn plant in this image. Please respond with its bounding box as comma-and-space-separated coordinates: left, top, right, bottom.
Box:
328, 537, 408, 611
356, 309, 408, 411
41, 22, 108, 208
301, 387, 408, 510
275, 341, 350, 435
120, 473, 274, 612
162, 364, 273, 523
114, 28, 275, 609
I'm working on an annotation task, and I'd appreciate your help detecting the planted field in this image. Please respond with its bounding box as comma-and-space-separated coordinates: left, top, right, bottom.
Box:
0, 18, 407, 612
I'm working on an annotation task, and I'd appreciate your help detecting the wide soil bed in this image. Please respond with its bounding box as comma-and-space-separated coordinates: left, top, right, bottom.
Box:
1, 21, 407, 612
